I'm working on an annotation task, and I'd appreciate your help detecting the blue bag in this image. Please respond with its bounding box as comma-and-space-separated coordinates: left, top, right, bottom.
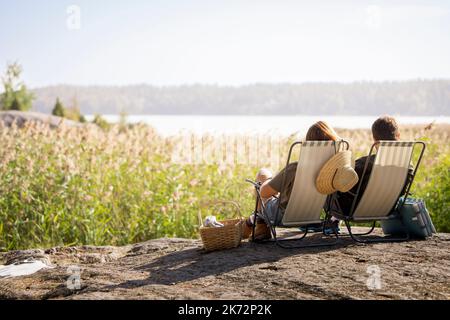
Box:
381, 198, 436, 239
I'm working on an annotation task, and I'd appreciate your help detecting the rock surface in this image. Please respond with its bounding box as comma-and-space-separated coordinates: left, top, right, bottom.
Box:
0, 228, 449, 300
0, 111, 83, 128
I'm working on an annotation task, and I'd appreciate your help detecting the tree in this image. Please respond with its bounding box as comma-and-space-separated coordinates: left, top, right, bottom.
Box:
92, 114, 110, 130
0, 62, 34, 111
52, 98, 66, 117
10, 97, 21, 111
64, 96, 86, 122
52, 96, 87, 123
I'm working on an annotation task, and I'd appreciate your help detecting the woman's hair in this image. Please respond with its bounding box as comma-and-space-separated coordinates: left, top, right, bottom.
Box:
306, 121, 340, 141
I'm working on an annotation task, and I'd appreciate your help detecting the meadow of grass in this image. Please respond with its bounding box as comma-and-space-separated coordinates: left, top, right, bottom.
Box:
0, 121, 448, 251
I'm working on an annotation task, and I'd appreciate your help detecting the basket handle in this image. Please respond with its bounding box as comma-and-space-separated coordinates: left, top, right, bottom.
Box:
198, 199, 243, 226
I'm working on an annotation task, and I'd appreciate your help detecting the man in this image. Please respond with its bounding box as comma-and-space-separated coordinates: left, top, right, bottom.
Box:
336, 116, 414, 215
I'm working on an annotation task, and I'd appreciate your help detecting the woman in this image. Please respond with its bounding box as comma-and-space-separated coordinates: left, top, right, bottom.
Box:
243, 121, 340, 240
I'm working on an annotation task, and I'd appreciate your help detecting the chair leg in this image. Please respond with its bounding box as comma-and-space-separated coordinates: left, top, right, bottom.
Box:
264, 220, 340, 249
251, 211, 257, 242
251, 191, 260, 242
252, 207, 340, 248
340, 221, 376, 237
246, 180, 339, 248
273, 228, 339, 248
356, 222, 376, 236
344, 221, 409, 243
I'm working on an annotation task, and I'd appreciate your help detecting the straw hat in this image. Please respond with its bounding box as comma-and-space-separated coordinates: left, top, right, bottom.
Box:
316, 150, 359, 195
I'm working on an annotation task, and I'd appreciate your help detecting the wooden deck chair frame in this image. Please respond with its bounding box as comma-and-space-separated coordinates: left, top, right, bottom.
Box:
246, 140, 349, 248
329, 141, 426, 243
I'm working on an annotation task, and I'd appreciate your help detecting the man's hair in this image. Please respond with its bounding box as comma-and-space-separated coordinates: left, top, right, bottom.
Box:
372, 116, 400, 141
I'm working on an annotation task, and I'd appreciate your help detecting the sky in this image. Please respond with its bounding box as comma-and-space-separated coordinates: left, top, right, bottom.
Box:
0, 0, 449, 87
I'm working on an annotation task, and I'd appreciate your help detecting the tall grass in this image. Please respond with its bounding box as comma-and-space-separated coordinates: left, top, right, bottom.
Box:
0, 121, 448, 250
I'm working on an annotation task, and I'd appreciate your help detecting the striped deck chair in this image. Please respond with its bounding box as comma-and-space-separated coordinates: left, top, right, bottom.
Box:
329, 141, 426, 243
246, 140, 349, 248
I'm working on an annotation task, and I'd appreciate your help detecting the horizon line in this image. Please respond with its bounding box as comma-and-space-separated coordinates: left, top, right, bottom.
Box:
30, 78, 450, 90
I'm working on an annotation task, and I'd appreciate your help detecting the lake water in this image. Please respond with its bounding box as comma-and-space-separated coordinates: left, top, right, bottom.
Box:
86, 115, 450, 136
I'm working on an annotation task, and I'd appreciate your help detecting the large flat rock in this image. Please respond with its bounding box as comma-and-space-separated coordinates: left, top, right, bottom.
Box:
0, 111, 83, 128
0, 228, 449, 300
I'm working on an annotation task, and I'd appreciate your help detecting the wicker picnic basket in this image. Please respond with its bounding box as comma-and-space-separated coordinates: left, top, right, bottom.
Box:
199, 200, 243, 252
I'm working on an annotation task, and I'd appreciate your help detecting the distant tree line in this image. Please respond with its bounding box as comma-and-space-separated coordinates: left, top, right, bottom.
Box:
2, 62, 448, 116
31, 81, 450, 116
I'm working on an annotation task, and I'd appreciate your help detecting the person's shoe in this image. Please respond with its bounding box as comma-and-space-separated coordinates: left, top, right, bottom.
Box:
241, 219, 253, 239
323, 219, 340, 235
252, 222, 272, 241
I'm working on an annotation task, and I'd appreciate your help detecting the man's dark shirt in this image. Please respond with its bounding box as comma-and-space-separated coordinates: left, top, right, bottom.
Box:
336, 155, 414, 215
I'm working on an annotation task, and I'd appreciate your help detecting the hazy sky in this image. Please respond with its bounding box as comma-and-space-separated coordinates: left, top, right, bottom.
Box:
1, 0, 449, 87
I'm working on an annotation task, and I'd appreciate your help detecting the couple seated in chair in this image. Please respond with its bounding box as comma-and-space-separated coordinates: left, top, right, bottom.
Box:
242, 116, 414, 241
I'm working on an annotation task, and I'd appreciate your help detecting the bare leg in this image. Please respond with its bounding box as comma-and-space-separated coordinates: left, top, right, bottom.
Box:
242, 168, 273, 239
255, 168, 273, 211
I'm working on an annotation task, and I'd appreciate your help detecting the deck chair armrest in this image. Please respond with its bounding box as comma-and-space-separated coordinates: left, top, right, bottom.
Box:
245, 178, 261, 189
